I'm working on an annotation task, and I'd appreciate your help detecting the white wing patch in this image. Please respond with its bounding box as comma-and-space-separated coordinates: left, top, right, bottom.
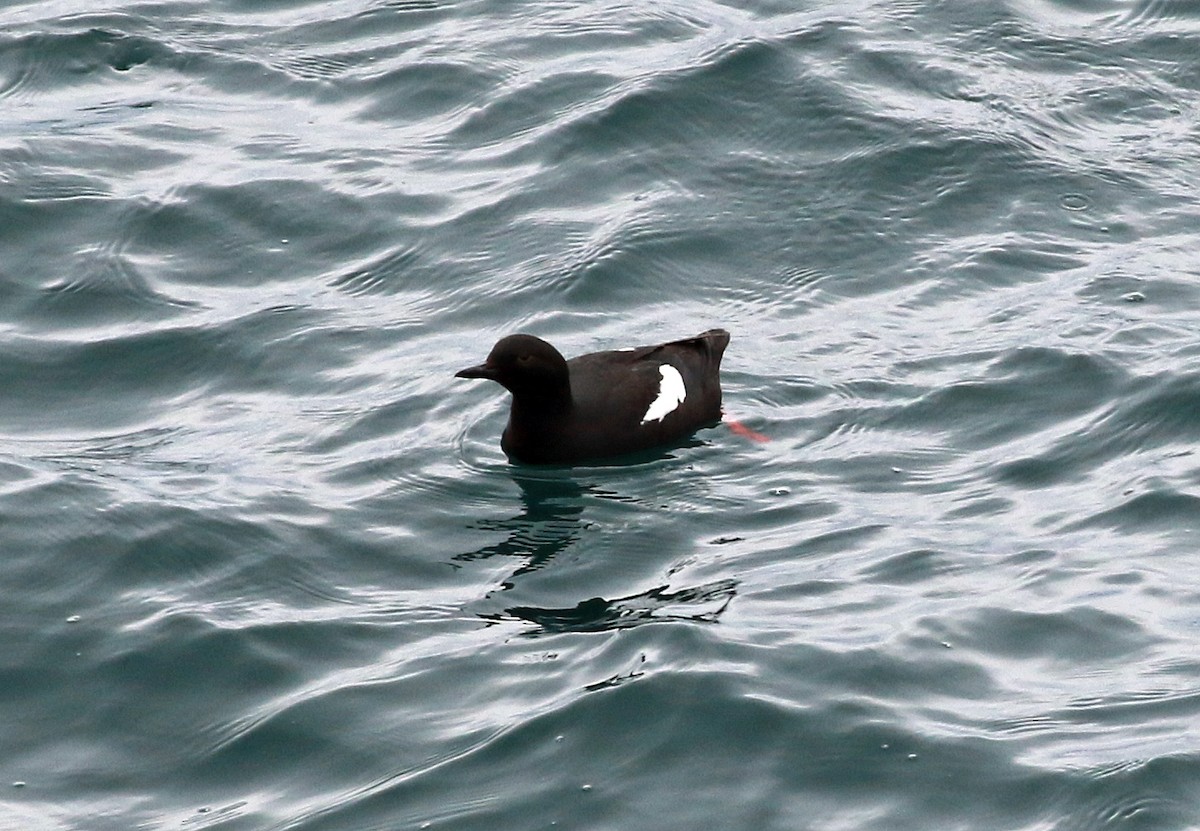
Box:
641, 364, 686, 424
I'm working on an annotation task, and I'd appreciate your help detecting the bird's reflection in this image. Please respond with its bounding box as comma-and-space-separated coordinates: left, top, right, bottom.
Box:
453, 471, 592, 587
494, 579, 737, 635
456, 469, 737, 633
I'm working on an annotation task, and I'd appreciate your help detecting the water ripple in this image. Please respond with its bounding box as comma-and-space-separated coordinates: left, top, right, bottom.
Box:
3, 0, 1200, 829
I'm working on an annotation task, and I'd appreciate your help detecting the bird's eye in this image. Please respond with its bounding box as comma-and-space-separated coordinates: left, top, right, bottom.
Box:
518, 354, 531, 363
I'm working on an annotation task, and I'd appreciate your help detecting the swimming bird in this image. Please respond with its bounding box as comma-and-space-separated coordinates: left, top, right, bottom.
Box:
456, 329, 730, 464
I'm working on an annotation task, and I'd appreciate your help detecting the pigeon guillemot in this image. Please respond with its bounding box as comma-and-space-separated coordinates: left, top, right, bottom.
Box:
456, 329, 730, 465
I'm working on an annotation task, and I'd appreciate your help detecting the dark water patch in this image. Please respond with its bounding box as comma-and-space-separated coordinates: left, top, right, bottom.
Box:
421, 67, 609, 158
995, 547, 1091, 595
309, 392, 456, 461
518, 2, 710, 49
718, 613, 998, 714
0, 27, 175, 100
280, 668, 1058, 831
943, 236, 1089, 289
997, 370, 1200, 488
0, 328, 215, 431
710, 131, 1088, 305
1082, 269, 1200, 313
329, 242, 454, 297
347, 0, 446, 26
94, 610, 301, 712
1063, 686, 1200, 728
470, 31, 848, 217
1068, 488, 1200, 533
8, 135, 188, 188
0, 304, 346, 432
95, 509, 290, 592
0, 168, 112, 203
954, 7, 1116, 64
945, 606, 1151, 665
783, 523, 891, 560
356, 60, 503, 123
850, 40, 987, 111
37, 246, 199, 324
376, 0, 442, 12
550, 37, 797, 155
0, 192, 115, 286
129, 180, 374, 287
1122, 0, 1200, 27
1049, 754, 1200, 831
69, 620, 440, 812
943, 493, 1014, 520
688, 483, 843, 568
861, 547, 960, 585
892, 347, 1122, 449
561, 217, 737, 308
5, 497, 298, 609
274, 50, 355, 82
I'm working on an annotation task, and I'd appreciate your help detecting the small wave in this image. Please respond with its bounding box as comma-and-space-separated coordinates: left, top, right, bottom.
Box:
997, 369, 1200, 490
859, 547, 961, 585
355, 0, 443, 18
329, 243, 449, 297
0, 27, 176, 101
945, 605, 1152, 664
38, 245, 200, 321
1067, 488, 1200, 533
1121, 0, 1200, 28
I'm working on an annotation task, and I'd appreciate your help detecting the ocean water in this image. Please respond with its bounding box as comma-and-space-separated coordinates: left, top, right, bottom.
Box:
3, 0, 1199, 828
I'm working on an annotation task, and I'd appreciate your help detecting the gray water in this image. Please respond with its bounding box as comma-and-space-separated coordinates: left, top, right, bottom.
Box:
2, 0, 1199, 829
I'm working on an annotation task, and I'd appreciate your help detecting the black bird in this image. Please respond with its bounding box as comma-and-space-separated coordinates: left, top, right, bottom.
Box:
456, 329, 730, 465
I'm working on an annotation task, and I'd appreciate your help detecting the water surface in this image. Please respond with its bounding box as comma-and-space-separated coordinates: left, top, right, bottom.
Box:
2, 0, 1199, 828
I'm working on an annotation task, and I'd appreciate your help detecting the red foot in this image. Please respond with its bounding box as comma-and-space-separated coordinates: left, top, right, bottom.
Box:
726, 419, 770, 443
